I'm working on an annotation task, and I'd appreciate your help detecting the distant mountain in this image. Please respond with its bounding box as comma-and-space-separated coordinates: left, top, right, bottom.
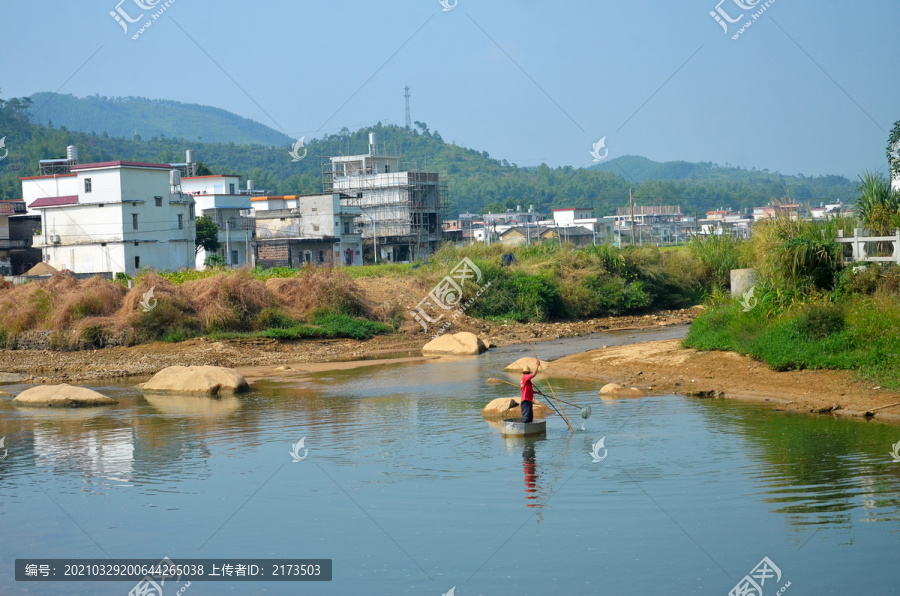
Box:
1, 94, 858, 217
28, 93, 293, 146
592, 155, 723, 181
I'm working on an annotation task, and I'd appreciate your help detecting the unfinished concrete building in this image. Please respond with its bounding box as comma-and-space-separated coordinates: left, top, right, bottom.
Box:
323, 133, 446, 263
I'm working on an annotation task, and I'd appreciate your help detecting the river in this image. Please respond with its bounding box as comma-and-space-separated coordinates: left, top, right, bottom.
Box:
1, 328, 899, 595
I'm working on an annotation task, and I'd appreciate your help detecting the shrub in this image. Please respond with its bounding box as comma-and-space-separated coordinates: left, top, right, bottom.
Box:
798, 303, 845, 340
688, 234, 745, 288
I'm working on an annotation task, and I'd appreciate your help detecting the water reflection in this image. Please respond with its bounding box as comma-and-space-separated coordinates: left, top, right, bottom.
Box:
691, 400, 900, 527
1, 343, 900, 594
34, 426, 134, 484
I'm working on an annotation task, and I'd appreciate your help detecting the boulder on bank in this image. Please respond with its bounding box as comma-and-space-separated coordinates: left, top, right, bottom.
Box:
504, 357, 549, 373
481, 396, 553, 420
13, 384, 117, 407
598, 383, 644, 398
143, 365, 249, 395
422, 332, 487, 355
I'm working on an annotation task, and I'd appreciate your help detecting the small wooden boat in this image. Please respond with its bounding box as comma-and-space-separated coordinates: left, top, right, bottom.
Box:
501, 418, 547, 436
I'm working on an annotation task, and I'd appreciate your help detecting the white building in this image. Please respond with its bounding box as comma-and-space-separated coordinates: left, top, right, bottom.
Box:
548, 208, 616, 243
22, 160, 196, 276
181, 174, 253, 268
251, 193, 362, 267
327, 133, 444, 263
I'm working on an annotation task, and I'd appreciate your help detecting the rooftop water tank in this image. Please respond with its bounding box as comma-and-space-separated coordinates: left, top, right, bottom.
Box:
66, 145, 78, 162
170, 170, 181, 186
186, 149, 196, 164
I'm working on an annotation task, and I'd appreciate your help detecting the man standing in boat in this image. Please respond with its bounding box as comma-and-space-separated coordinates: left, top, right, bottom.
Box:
520, 358, 539, 423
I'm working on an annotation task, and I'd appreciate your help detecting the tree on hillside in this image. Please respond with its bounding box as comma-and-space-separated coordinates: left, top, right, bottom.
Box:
195, 215, 220, 255
888, 119, 900, 181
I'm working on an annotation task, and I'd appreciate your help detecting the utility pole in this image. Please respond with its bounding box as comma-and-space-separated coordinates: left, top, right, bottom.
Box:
225, 220, 231, 267
629, 188, 635, 246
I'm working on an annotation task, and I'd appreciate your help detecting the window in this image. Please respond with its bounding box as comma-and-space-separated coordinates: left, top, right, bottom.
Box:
229, 183, 235, 194
313, 225, 319, 232
134, 256, 140, 269
189, 204, 195, 219
318, 251, 324, 263
132, 214, 139, 230
343, 222, 350, 235
178, 214, 184, 230
384, 164, 390, 173
232, 250, 238, 265
155, 196, 163, 207
84, 178, 92, 193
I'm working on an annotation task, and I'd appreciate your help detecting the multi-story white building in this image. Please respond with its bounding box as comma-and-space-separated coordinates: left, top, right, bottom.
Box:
181, 174, 254, 268
326, 133, 444, 263
251, 193, 362, 267
22, 160, 196, 276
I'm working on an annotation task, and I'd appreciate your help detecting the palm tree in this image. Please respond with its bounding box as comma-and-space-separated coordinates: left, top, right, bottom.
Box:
855, 171, 900, 236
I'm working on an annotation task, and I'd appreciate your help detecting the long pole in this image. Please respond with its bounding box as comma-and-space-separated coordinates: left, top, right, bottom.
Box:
487, 378, 584, 409
629, 188, 635, 246
529, 343, 572, 432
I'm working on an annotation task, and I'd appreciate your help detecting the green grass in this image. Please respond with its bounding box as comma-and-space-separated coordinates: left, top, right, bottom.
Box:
684, 294, 900, 390
186, 313, 392, 343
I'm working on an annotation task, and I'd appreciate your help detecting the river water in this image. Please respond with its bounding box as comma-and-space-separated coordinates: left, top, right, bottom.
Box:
1, 328, 899, 595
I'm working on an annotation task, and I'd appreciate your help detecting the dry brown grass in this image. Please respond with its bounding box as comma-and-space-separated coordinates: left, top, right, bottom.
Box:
48, 276, 128, 330
0, 266, 388, 345
180, 269, 271, 331
265, 268, 370, 320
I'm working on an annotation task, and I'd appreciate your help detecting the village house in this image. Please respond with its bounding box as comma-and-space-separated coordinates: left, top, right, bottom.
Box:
251, 193, 362, 268
327, 133, 444, 263
0, 200, 41, 275
21, 154, 196, 276
498, 225, 595, 247
181, 170, 256, 269
548, 208, 616, 243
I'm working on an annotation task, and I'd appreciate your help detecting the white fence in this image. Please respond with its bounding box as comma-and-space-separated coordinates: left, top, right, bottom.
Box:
836, 229, 900, 263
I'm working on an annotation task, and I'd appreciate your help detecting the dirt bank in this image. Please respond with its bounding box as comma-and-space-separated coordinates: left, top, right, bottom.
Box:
0, 308, 700, 384
546, 339, 900, 424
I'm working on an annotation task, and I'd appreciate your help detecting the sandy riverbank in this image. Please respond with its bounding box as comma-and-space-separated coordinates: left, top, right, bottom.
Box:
545, 339, 900, 424
0, 308, 698, 384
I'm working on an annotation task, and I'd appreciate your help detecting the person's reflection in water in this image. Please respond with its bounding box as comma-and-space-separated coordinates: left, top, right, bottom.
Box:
522, 442, 544, 523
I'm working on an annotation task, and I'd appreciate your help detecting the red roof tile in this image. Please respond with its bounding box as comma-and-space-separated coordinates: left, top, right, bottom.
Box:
29, 195, 79, 208
183, 174, 241, 179
19, 173, 78, 180
70, 161, 173, 171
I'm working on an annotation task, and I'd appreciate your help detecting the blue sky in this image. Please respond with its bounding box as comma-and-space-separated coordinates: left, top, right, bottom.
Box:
3, 0, 898, 179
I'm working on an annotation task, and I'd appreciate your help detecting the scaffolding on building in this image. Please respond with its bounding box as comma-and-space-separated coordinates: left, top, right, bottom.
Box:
322, 158, 447, 262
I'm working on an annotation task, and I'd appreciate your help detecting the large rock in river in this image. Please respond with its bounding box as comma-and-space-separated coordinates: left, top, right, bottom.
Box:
504, 357, 550, 373
598, 383, 643, 398
143, 365, 249, 395
13, 384, 117, 407
422, 332, 487, 355
481, 396, 553, 420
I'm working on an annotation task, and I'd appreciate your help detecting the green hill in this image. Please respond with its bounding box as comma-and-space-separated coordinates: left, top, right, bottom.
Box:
28, 93, 293, 146
1, 94, 857, 218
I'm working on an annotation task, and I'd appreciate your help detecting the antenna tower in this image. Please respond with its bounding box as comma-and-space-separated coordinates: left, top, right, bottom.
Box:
404, 86, 411, 129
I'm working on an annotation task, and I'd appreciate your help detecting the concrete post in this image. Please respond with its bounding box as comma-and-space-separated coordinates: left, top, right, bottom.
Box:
730, 268, 757, 298
893, 229, 900, 263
